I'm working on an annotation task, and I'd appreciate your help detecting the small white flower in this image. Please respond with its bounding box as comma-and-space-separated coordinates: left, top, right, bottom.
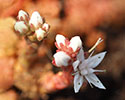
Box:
17, 10, 29, 21
53, 51, 71, 67
56, 34, 66, 47
69, 36, 82, 52
29, 11, 44, 29
42, 23, 50, 32
14, 21, 29, 34
35, 28, 46, 41
73, 48, 106, 93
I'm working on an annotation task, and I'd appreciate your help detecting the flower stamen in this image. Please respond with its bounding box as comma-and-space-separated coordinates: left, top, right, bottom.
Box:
88, 38, 103, 53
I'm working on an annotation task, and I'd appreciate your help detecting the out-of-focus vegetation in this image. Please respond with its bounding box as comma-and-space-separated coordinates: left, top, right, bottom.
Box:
0, 0, 125, 100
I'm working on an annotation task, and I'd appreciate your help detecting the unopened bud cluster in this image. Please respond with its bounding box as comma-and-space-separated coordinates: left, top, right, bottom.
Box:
52, 34, 82, 67
14, 10, 50, 41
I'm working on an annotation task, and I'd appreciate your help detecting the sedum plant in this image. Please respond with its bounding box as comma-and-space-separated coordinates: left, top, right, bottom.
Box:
14, 10, 106, 99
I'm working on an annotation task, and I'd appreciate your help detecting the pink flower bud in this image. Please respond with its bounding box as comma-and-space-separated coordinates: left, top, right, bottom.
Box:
42, 23, 50, 32
69, 36, 82, 52
17, 10, 29, 22
53, 51, 71, 67
29, 11, 44, 30
35, 28, 46, 41
56, 34, 66, 48
14, 21, 29, 35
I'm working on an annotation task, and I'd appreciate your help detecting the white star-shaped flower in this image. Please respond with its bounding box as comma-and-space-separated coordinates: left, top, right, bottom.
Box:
73, 48, 106, 93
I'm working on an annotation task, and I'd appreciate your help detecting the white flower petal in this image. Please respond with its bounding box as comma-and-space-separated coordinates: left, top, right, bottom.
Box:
81, 68, 105, 75
85, 74, 106, 89
35, 28, 46, 41
29, 11, 44, 29
56, 34, 66, 47
74, 74, 84, 93
87, 51, 107, 68
69, 36, 82, 52
53, 51, 71, 67
77, 48, 84, 61
14, 21, 29, 34
73, 60, 80, 72
93, 69, 106, 73
18, 10, 29, 21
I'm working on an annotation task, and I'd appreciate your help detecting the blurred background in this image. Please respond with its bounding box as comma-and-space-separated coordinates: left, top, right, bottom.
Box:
0, 0, 125, 100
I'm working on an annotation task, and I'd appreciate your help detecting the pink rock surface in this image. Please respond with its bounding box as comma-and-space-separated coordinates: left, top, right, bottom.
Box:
0, 90, 18, 100
0, 57, 15, 92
